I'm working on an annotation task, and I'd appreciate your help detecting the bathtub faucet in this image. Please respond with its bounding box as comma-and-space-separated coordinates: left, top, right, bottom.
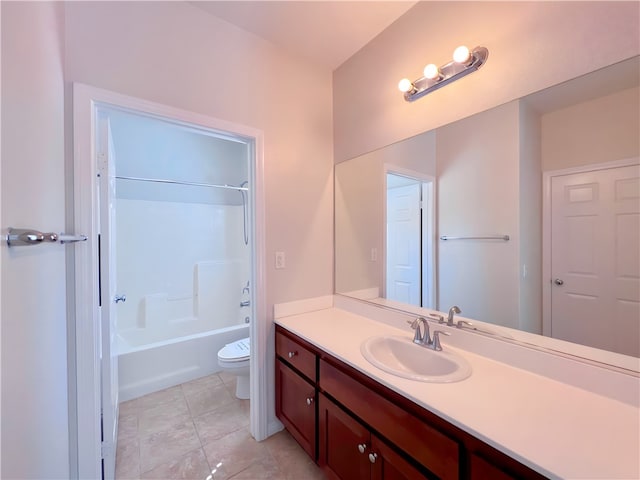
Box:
240, 300, 251, 307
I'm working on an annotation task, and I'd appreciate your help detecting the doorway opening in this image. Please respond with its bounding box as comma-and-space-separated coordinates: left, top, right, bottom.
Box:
384, 168, 436, 309
73, 84, 266, 479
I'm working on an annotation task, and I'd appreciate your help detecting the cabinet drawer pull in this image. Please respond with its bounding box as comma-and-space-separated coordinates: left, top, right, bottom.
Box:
368, 452, 378, 464
288, 351, 297, 358
357, 443, 367, 454
306, 397, 314, 406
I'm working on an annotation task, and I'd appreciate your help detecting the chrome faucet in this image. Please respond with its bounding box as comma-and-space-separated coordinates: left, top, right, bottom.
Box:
408, 316, 430, 345
240, 300, 250, 307
407, 316, 450, 351
446, 306, 461, 326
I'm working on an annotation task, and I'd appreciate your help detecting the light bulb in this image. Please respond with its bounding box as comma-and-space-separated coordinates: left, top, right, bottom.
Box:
398, 78, 414, 93
453, 45, 471, 64
423, 63, 440, 80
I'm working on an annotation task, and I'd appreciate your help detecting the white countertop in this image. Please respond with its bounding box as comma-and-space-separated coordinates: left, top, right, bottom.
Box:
275, 306, 640, 480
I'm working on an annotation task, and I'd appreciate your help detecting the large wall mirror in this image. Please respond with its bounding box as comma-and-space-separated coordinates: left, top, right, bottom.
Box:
335, 56, 639, 370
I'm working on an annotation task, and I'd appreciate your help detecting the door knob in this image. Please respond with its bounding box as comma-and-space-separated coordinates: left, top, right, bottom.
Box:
114, 294, 126, 303
305, 397, 314, 406
554, 278, 564, 286
357, 443, 366, 454
368, 452, 378, 464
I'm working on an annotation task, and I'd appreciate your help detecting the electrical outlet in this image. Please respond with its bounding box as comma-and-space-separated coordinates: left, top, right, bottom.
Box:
275, 251, 286, 269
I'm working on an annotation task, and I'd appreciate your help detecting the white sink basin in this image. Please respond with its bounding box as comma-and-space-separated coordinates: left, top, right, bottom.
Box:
360, 335, 472, 383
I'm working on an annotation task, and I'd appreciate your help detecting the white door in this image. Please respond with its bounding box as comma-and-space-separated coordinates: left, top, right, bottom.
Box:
386, 181, 421, 306
97, 112, 119, 478
551, 164, 640, 356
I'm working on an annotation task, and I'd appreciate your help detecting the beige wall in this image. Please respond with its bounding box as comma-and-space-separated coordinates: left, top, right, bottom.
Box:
1, 2, 70, 477
541, 86, 640, 171
64, 0, 334, 438
65, 2, 334, 308
335, 130, 436, 297
518, 102, 542, 334
335, 156, 384, 295
334, 1, 640, 163
436, 101, 521, 328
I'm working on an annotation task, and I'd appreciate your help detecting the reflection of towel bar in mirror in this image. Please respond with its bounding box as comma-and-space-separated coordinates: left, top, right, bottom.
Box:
440, 235, 510, 241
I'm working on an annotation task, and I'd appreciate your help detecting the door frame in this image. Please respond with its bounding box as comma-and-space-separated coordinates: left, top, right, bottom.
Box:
541, 157, 639, 337
382, 164, 436, 309
72, 83, 267, 478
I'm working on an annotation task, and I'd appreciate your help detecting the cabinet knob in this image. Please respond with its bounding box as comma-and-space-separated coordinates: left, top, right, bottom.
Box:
305, 397, 314, 406
357, 443, 367, 454
368, 452, 378, 464
288, 351, 297, 358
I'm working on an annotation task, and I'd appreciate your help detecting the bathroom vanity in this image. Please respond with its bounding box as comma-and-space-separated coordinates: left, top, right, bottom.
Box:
274, 300, 640, 480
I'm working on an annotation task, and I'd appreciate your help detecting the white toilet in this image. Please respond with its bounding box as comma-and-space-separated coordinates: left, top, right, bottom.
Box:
217, 337, 250, 399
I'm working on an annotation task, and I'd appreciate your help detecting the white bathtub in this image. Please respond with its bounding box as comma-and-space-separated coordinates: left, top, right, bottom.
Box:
117, 323, 249, 402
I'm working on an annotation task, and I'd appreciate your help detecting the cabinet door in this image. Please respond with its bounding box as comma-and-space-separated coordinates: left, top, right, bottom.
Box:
370, 434, 430, 480
276, 360, 316, 459
318, 394, 371, 480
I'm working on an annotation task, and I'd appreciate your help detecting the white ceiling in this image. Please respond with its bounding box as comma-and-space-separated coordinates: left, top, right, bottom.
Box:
190, 1, 418, 70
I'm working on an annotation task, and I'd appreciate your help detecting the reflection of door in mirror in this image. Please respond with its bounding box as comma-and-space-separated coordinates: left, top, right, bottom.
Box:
548, 162, 640, 357
385, 173, 435, 308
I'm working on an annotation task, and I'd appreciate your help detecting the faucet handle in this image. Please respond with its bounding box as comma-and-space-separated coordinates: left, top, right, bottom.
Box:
427, 313, 445, 324
430, 330, 450, 351
456, 320, 473, 329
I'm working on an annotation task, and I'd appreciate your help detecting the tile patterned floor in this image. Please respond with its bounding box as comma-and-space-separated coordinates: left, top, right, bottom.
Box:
115, 372, 324, 480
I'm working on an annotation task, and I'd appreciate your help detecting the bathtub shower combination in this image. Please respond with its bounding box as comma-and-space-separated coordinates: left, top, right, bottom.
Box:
109, 110, 252, 402
115, 187, 251, 401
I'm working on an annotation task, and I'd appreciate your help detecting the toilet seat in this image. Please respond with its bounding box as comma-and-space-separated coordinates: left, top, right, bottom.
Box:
218, 337, 250, 363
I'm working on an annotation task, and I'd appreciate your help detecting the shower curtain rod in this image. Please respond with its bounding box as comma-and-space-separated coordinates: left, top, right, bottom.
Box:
115, 175, 248, 191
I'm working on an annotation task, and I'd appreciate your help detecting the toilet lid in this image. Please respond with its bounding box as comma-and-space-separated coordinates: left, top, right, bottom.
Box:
218, 337, 250, 362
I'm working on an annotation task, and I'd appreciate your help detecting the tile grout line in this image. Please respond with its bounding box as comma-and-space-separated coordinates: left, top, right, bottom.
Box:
117, 373, 252, 479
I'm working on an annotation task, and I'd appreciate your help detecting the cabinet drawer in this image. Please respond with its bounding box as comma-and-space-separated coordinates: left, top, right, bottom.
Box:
320, 359, 459, 480
276, 329, 317, 382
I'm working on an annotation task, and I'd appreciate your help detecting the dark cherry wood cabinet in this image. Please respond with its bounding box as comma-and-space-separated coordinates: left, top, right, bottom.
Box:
275, 359, 316, 458
275, 327, 319, 459
319, 393, 429, 480
275, 325, 548, 480
320, 358, 458, 479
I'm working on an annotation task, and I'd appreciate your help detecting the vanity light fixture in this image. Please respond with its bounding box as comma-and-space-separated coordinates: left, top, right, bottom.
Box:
398, 45, 489, 102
